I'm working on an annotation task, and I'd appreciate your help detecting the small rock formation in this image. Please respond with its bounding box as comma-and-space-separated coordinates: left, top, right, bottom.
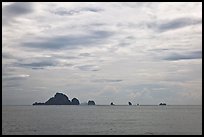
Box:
33, 102, 44, 105
128, 102, 132, 105
159, 103, 166, 106
88, 100, 95, 105
71, 98, 80, 105
33, 92, 80, 105
110, 102, 114, 105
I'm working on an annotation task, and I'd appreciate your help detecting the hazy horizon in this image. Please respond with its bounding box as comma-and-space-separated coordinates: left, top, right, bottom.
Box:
2, 104, 203, 106
2, 2, 202, 105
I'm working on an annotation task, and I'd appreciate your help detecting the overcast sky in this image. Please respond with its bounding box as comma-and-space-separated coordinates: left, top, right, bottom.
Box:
2, 2, 202, 105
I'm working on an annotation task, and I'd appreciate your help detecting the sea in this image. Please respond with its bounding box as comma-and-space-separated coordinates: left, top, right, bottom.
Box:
2, 105, 202, 135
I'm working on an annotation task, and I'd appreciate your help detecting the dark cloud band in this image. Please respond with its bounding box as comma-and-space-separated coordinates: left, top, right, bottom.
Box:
23, 30, 114, 50
163, 51, 202, 61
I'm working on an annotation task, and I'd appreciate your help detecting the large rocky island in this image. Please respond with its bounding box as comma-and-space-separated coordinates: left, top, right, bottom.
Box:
33, 92, 80, 105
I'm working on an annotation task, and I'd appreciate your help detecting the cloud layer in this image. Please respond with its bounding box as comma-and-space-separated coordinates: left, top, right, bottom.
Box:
2, 2, 202, 105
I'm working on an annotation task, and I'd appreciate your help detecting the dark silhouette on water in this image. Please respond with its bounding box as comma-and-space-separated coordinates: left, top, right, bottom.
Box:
110, 102, 115, 105
88, 100, 95, 105
33, 92, 80, 105
159, 103, 166, 106
32, 92, 167, 106
71, 98, 80, 105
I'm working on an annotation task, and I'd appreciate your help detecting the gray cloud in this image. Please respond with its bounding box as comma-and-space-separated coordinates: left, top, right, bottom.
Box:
2, 52, 14, 59
12, 57, 59, 69
77, 65, 100, 71
3, 2, 33, 15
79, 53, 91, 57
157, 17, 202, 32
23, 30, 114, 50
14, 57, 74, 69
2, 2, 34, 25
49, 54, 79, 60
2, 73, 29, 90
2, 70, 30, 90
18, 61, 56, 68
163, 51, 202, 61
52, 7, 102, 16
31, 67, 44, 70
53, 9, 80, 16
3, 74, 30, 81
82, 7, 103, 13
148, 48, 171, 52
3, 82, 20, 88
3, 52, 76, 70
92, 79, 123, 83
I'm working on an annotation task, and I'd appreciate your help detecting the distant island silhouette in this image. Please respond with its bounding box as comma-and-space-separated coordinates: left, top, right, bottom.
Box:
33, 92, 80, 105
33, 92, 166, 106
88, 100, 95, 105
110, 102, 115, 105
159, 103, 166, 106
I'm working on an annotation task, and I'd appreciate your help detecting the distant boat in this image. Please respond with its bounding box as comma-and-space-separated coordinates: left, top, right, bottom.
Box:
128, 102, 132, 105
110, 102, 115, 105
159, 103, 166, 106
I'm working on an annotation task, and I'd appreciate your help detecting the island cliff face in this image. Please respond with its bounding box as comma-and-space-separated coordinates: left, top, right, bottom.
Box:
33, 92, 80, 105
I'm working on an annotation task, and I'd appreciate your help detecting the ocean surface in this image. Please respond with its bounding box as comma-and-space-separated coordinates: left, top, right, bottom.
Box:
2, 105, 202, 135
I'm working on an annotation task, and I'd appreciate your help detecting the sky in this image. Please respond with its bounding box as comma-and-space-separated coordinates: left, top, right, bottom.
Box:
2, 2, 202, 105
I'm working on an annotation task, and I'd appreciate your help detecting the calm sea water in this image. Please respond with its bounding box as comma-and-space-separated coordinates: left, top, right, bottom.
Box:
2, 105, 202, 135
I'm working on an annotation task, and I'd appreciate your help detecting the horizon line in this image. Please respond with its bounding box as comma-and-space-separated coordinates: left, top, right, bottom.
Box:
2, 104, 202, 106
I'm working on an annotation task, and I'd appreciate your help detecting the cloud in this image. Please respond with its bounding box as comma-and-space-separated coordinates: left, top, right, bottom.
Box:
18, 61, 57, 69
11, 56, 58, 69
92, 79, 123, 83
2, 2, 34, 25
2, 72, 30, 92
83, 7, 103, 12
2, 2, 202, 105
76, 65, 99, 71
52, 7, 102, 16
52, 9, 80, 16
3, 2, 33, 16
79, 53, 91, 57
163, 50, 202, 61
2, 74, 30, 81
22, 30, 114, 50
2, 52, 14, 59
155, 17, 202, 32
13, 56, 75, 69
148, 48, 172, 52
